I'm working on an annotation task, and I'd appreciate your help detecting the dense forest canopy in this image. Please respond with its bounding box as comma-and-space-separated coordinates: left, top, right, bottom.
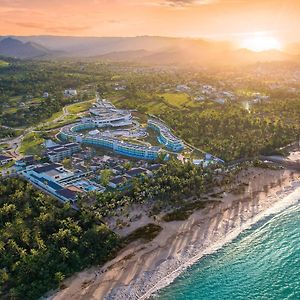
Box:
0, 178, 120, 299
0, 160, 223, 299
159, 99, 300, 161
80, 159, 218, 218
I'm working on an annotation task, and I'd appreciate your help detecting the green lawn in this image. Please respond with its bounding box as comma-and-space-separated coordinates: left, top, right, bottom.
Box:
39, 115, 79, 131
0, 143, 10, 151
67, 100, 95, 114
42, 110, 64, 124
146, 100, 169, 114
159, 93, 194, 108
20, 132, 45, 156
0, 60, 9, 68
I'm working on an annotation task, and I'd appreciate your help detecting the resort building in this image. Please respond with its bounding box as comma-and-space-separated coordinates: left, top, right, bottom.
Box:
108, 175, 129, 189
21, 163, 78, 203
146, 163, 162, 173
125, 167, 148, 178
85, 98, 133, 128
81, 112, 132, 128
82, 136, 161, 160
59, 123, 162, 161
47, 143, 81, 162
64, 89, 77, 97
148, 119, 185, 152
15, 156, 36, 171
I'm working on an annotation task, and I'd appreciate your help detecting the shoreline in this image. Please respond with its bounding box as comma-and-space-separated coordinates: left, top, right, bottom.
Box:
141, 182, 300, 300
51, 167, 300, 300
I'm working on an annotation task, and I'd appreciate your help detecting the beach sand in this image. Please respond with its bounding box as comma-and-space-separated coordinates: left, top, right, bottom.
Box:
51, 166, 300, 300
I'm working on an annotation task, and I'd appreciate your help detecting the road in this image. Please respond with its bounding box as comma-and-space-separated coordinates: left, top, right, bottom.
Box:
0, 98, 95, 160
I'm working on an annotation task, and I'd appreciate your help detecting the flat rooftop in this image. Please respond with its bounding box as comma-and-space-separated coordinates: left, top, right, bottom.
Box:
33, 163, 62, 174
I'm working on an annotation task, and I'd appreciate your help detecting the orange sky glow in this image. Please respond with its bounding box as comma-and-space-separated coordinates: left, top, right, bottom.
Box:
1, 0, 300, 45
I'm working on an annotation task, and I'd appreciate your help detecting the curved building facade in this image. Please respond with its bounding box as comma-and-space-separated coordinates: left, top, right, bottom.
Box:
59, 123, 161, 160
148, 119, 184, 152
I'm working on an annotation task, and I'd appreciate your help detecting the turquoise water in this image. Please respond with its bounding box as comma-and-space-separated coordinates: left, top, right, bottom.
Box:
157, 200, 300, 300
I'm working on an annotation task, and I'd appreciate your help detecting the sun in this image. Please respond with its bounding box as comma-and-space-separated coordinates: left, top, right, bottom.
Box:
240, 33, 282, 52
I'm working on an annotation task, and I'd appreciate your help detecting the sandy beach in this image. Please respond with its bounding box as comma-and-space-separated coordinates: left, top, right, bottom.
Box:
51, 165, 300, 300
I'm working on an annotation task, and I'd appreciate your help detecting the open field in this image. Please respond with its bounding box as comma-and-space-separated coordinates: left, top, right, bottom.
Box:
0, 60, 9, 68
110, 92, 199, 116
159, 92, 195, 108
67, 100, 95, 114
42, 110, 64, 124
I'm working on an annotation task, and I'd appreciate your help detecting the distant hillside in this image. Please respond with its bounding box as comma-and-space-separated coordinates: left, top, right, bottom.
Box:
0, 36, 297, 64
231, 49, 293, 64
95, 49, 151, 61
2, 36, 234, 57
0, 37, 54, 59
285, 43, 300, 55
93, 45, 294, 66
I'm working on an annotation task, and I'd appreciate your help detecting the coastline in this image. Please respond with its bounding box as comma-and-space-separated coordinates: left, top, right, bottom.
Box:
51, 166, 300, 300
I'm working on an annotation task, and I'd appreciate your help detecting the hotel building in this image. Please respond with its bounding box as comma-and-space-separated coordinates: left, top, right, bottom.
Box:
59, 124, 161, 161
148, 119, 184, 152
47, 143, 81, 162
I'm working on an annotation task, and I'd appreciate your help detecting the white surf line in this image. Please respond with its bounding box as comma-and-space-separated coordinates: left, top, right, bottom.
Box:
138, 184, 300, 300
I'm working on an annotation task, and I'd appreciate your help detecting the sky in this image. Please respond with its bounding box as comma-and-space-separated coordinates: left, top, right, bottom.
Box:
1, 0, 300, 45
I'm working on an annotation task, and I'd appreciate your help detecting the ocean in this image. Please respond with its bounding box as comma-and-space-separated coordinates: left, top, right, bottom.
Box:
156, 194, 300, 300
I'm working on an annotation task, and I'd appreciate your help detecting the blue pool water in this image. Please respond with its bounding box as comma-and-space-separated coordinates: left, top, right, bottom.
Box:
156, 198, 300, 300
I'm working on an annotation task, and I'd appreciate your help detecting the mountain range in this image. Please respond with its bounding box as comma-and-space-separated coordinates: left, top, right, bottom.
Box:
0, 37, 55, 59
0, 36, 298, 65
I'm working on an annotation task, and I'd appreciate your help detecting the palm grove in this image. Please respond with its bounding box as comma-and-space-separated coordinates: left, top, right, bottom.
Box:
0, 160, 221, 299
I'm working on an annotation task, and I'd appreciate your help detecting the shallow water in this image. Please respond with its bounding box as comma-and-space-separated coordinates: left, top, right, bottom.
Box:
156, 198, 300, 300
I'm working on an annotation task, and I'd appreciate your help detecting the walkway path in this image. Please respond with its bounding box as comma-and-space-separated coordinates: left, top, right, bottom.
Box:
0, 98, 95, 159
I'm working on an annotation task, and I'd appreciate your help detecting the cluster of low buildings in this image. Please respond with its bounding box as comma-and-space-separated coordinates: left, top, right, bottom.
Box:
42, 88, 78, 100
108, 164, 161, 189
160, 82, 239, 105
194, 85, 236, 104
15, 149, 163, 204
249, 92, 270, 103
192, 153, 224, 167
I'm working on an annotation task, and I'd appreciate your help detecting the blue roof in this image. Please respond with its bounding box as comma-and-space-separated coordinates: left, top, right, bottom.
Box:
57, 188, 77, 200
31, 174, 62, 191
33, 163, 61, 174
0, 155, 11, 161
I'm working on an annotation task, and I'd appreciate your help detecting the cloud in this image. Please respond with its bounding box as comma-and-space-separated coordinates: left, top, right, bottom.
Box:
106, 19, 122, 24
155, 0, 215, 7
11, 21, 90, 33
